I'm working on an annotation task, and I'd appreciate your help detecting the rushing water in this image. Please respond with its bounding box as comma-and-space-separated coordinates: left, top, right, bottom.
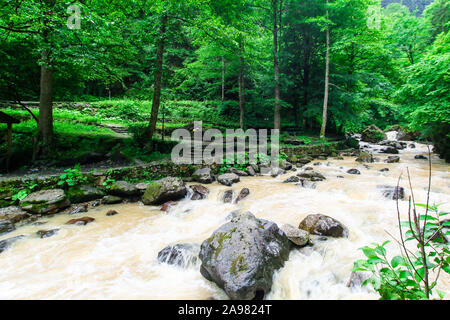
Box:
0, 140, 449, 300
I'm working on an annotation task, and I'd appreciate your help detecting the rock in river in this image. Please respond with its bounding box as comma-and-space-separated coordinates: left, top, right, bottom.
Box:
37, 229, 59, 239
280, 224, 309, 247
142, 177, 188, 205
66, 217, 95, 226
299, 214, 349, 238
347, 169, 361, 175
189, 185, 210, 200
235, 188, 250, 204
157, 243, 200, 268
108, 181, 139, 197
192, 167, 215, 184
0, 235, 24, 254
199, 212, 291, 300
385, 156, 400, 163
218, 173, 240, 186
20, 189, 70, 215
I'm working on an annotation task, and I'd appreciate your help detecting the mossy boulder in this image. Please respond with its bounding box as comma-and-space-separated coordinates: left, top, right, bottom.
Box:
199, 212, 291, 300
142, 177, 187, 205
192, 168, 215, 184
19, 189, 70, 215
361, 125, 387, 143
67, 185, 105, 204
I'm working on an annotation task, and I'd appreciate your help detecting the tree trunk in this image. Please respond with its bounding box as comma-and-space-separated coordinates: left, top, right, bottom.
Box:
238, 38, 245, 129
37, 49, 53, 156
320, 2, 330, 139
273, 0, 281, 130
147, 15, 168, 149
221, 56, 225, 102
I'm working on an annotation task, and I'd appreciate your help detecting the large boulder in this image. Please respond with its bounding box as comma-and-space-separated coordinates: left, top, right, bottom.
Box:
67, 185, 105, 204
157, 243, 200, 268
299, 214, 348, 238
20, 189, 70, 215
199, 212, 291, 300
142, 177, 187, 205
361, 125, 386, 143
189, 185, 210, 200
108, 181, 139, 197
217, 173, 240, 186
192, 168, 215, 184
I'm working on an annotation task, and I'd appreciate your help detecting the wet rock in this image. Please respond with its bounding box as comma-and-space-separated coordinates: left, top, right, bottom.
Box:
190, 185, 210, 200
69, 204, 88, 215
37, 229, 59, 239
0, 235, 24, 254
106, 210, 119, 216
135, 183, 151, 194
385, 156, 400, 163
279, 160, 293, 171
161, 201, 178, 212
0, 219, 15, 236
270, 167, 286, 177
218, 173, 240, 186
377, 185, 405, 200
67, 185, 105, 204
235, 188, 250, 204
356, 152, 374, 163
199, 212, 291, 300
347, 271, 372, 288
297, 156, 313, 165
142, 177, 188, 205
299, 214, 349, 238
66, 217, 95, 226
313, 162, 322, 166
380, 168, 390, 172
409, 144, 416, 149
157, 243, 200, 268
280, 224, 309, 247
222, 190, 234, 203
245, 166, 256, 177
192, 168, 215, 184
226, 167, 248, 176
317, 155, 328, 160
296, 179, 317, 189
415, 155, 428, 160
297, 170, 325, 181
380, 147, 399, 154
347, 169, 361, 175
283, 176, 301, 183
91, 201, 100, 207
101, 195, 123, 205
108, 181, 139, 197
337, 176, 344, 179
0, 206, 30, 224
361, 125, 386, 143
20, 189, 70, 215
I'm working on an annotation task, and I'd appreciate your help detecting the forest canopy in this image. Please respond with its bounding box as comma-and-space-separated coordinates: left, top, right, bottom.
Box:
0, 0, 449, 162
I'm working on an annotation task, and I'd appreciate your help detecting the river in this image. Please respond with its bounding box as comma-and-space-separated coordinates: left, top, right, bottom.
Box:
0, 139, 448, 299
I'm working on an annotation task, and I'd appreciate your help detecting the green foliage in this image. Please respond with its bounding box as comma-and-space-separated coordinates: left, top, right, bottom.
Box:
354, 203, 450, 300
11, 181, 39, 203
57, 165, 87, 188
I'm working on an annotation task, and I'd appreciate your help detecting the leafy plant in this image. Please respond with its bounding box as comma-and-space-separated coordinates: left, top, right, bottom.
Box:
353, 152, 449, 300
11, 181, 39, 203
57, 164, 87, 188
102, 178, 116, 190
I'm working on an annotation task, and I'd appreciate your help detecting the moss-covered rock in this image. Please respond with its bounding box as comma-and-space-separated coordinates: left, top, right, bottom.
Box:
19, 189, 70, 215
142, 177, 187, 205
108, 181, 139, 197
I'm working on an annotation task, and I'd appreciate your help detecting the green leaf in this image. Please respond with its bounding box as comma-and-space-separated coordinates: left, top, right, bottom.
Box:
391, 256, 404, 268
